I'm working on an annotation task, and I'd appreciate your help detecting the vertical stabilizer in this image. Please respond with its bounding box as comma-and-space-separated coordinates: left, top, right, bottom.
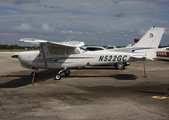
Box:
132, 27, 165, 59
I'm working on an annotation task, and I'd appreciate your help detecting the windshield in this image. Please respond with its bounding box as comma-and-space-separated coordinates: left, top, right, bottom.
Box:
80, 47, 88, 52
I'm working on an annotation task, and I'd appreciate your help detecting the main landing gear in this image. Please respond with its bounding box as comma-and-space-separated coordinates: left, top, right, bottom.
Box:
30, 68, 70, 81
54, 68, 70, 80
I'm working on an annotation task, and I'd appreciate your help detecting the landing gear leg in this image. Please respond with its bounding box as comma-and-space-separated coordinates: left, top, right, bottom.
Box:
55, 68, 70, 80
64, 69, 70, 76
142, 60, 148, 78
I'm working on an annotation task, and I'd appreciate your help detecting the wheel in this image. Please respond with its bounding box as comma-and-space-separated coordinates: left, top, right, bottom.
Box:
64, 69, 70, 76
31, 72, 37, 77
115, 63, 125, 70
55, 74, 61, 80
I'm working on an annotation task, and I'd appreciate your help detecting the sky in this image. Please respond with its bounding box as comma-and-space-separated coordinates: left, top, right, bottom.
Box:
0, 0, 169, 46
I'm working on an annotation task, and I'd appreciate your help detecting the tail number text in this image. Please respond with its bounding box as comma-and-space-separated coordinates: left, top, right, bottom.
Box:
99, 55, 127, 62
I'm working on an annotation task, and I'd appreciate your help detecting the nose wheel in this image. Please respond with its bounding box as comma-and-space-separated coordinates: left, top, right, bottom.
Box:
55, 74, 62, 80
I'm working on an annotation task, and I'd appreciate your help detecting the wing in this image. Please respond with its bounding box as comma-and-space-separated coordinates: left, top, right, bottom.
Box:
20, 38, 85, 47
47, 41, 77, 48
20, 38, 85, 68
19, 38, 47, 45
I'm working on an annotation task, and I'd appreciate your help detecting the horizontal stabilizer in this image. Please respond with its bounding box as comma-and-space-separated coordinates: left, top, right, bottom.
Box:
131, 55, 154, 61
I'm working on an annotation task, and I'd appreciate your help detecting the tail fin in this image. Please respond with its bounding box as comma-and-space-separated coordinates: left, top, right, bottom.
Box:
132, 27, 165, 59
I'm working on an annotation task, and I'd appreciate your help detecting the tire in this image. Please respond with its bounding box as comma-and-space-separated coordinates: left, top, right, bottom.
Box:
64, 69, 70, 76
115, 63, 125, 70
31, 72, 37, 77
55, 74, 61, 80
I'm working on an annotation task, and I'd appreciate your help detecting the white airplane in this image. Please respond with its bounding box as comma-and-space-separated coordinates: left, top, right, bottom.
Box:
134, 37, 169, 57
12, 27, 165, 82
156, 47, 169, 57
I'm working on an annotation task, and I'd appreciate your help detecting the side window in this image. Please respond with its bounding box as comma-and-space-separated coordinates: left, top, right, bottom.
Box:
43, 45, 48, 53
96, 48, 104, 50
86, 48, 96, 51
50, 47, 65, 54
40, 44, 48, 53
66, 48, 80, 54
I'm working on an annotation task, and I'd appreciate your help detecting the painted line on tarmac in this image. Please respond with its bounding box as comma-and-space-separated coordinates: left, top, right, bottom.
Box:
152, 96, 169, 99
28, 83, 38, 86
37, 75, 55, 82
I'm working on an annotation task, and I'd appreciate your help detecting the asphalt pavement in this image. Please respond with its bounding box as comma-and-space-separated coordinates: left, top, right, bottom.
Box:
0, 52, 169, 120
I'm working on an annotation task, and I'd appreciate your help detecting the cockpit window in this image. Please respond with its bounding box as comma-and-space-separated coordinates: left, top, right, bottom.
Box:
80, 47, 88, 52
50, 47, 65, 54
166, 48, 169, 51
66, 48, 80, 54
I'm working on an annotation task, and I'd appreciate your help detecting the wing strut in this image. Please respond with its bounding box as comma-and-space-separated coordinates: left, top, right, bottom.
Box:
40, 43, 48, 68
32, 53, 41, 84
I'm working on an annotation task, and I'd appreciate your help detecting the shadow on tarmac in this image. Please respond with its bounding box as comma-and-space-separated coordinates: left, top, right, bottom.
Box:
0, 69, 57, 88
0, 68, 137, 88
158, 59, 169, 62
68, 74, 137, 80
137, 91, 169, 97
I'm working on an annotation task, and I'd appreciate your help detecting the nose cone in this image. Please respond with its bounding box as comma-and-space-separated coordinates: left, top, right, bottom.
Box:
17, 51, 40, 66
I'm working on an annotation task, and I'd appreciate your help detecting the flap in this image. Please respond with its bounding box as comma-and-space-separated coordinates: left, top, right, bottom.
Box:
47, 41, 77, 48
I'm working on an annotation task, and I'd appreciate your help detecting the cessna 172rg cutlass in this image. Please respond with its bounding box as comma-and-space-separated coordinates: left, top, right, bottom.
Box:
12, 27, 165, 81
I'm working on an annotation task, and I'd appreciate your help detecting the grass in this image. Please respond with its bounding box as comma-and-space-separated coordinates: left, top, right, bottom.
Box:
0, 49, 39, 52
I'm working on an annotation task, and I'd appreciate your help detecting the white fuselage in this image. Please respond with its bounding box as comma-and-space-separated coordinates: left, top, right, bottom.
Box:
17, 47, 134, 69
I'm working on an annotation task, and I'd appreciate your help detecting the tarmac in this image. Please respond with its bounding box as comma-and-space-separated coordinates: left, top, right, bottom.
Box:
0, 52, 169, 120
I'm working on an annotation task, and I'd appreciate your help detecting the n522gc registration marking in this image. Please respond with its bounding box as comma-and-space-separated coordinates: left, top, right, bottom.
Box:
99, 55, 128, 62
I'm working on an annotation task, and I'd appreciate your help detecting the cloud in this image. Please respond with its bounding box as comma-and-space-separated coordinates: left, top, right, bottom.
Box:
2, 9, 18, 13
0, 0, 169, 46
60, 30, 82, 34
115, 13, 125, 17
14, 0, 41, 5
41, 23, 54, 31
15, 23, 33, 31
114, 2, 120, 4
0, 33, 17, 36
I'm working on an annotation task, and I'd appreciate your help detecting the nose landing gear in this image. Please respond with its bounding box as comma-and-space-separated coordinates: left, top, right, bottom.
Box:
54, 68, 70, 80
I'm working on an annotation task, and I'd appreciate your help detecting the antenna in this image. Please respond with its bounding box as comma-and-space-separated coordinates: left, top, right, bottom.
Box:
65, 36, 72, 42
68, 36, 74, 42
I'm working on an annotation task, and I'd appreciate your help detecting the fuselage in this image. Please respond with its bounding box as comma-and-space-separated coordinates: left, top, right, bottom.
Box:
15, 47, 136, 69
156, 47, 169, 57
